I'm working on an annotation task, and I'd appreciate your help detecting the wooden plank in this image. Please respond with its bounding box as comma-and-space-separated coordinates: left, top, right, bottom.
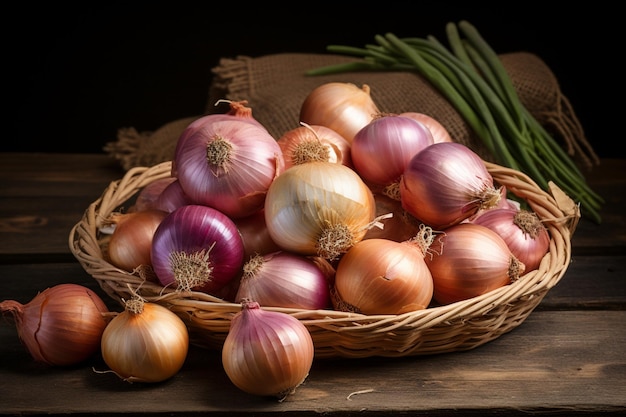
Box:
1, 310, 624, 415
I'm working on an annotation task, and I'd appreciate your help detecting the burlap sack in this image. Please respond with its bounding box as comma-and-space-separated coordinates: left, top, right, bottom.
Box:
105, 52, 597, 171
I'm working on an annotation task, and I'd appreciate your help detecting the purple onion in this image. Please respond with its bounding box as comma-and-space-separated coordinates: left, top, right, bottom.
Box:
151, 204, 244, 295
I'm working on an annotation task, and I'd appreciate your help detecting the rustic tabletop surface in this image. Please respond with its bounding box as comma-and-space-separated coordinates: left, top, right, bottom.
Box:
1, 153, 624, 416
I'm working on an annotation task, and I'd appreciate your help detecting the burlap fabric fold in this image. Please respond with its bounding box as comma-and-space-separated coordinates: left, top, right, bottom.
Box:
105, 52, 597, 171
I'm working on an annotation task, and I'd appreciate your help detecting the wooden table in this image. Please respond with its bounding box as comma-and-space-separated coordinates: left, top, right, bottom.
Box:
1, 152, 624, 416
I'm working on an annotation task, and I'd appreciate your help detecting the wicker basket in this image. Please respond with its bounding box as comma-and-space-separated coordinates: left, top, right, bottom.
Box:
69, 160, 580, 359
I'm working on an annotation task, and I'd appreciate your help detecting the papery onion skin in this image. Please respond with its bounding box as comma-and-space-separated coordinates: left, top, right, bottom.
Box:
264, 161, 376, 261
333, 238, 433, 315
471, 207, 550, 273
1, 284, 109, 366
174, 118, 284, 219
107, 209, 168, 272
222, 299, 314, 399
363, 193, 423, 242
277, 123, 352, 170
151, 204, 245, 295
101, 298, 189, 383
425, 223, 526, 305
351, 114, 434, 187
299, 82, 380, 143
235, 251, 332, 310
400, 112, 453, 144
400, 142, 501, 229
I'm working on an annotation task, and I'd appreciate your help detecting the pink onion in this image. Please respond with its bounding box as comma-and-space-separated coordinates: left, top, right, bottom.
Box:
132, 177, 177, 212
235, 251, 332, 310
471, 207, 550, 272
233, 209, 281, 260
351, 114, 434, 187
154, 179, 192, 213
173, 116, 284, 219
171, 100, 267, 177
222, 299, 314, 400
425, 223, 525, 305
151, 204, 245, 295
400, 142, 502, 229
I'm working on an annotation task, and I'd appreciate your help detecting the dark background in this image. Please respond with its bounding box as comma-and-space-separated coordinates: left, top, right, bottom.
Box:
5, 3, 621, 159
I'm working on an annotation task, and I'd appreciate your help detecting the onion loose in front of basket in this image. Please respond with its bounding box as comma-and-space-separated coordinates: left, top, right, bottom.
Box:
222, 299, 314, 401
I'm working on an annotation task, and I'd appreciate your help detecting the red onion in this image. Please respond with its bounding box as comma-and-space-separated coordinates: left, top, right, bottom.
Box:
425, 223, 525, 305
151, 204, 245, 295
351, 114, 434, 187
236, 251, 332, 310
471, 207, 550, 272
400, 142, 502, 229
1, 284, 109, 366
173, 115, 284, 219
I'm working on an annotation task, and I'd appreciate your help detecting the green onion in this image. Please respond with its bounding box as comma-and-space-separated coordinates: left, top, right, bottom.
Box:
306, 20, 603, 224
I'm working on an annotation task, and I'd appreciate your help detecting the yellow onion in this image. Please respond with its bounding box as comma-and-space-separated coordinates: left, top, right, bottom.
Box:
264, 161, 376, 261
299, 82, 380, 143
100, 297, 189, 383
333, 232, 434, 315
1, 283, 109, 366
222, 299, 314, 400
106, 209, 168, 272
425, 223, 526, 305
363, 193, 423, 242
277, 122, 353, 170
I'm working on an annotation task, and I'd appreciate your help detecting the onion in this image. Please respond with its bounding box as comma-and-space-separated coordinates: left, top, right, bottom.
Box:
363, 193, 423, 242
174, 116, 284, 219
233, 209, 281, 260
332, 233, 434, 315
154, 179, 193, 213
471, 207, 550, 272
1, 283, 109, 366
235, 251, 332, 310
171, 100, 267, 177
299, 82, 380, 143
100, 297, 189, 383
351, 114, 434, 188
400, 142, 502, 229
400, 112, 453, 144
131, 177, 177, 212
264, 161, 376, 261
222, 299, 314, 400
425, 223, 526, 305
106, 209, 168, 272
277, 122, 352, 169
151, 204, 245, 295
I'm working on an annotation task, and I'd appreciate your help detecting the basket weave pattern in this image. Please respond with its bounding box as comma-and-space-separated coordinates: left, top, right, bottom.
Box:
69, 160, 579, 359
